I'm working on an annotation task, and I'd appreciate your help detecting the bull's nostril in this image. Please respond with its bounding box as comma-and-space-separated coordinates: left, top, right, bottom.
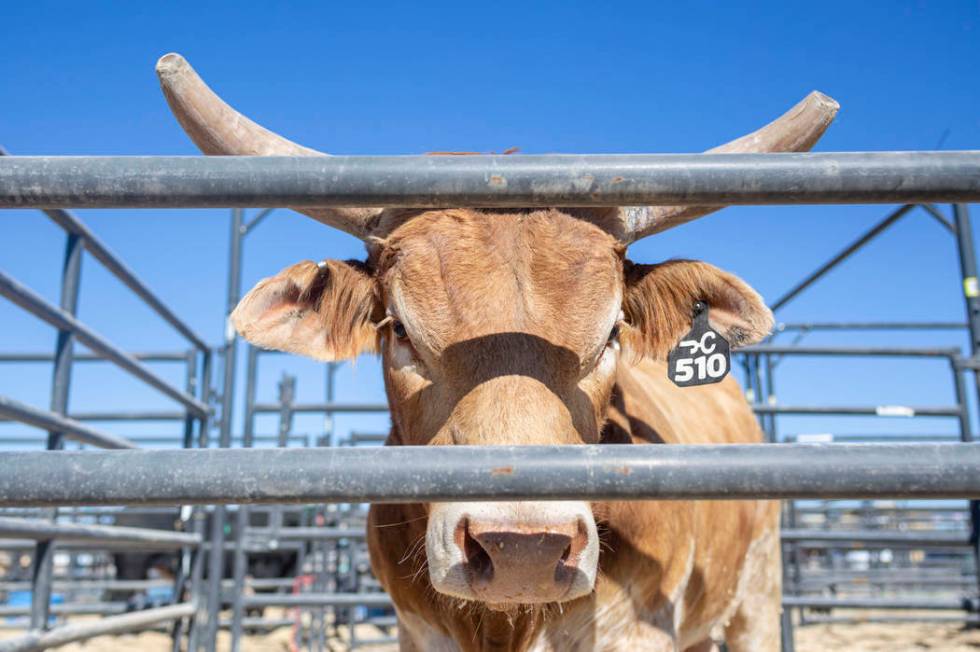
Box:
462, 520, 494, 581
560, 543, 572, 564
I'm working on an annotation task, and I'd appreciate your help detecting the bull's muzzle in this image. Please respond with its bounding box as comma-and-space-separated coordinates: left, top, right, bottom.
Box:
426, 501, 599, 608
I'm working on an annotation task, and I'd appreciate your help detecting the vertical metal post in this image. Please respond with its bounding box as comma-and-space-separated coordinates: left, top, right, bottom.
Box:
319, 362, 338, 651
187, 349, 211, 652
181, 349, 200, 450
171, 349, 199, 651
762, 354, 777, 442
766, 354, 797, 652
951, 357, 972, 444
780, 609, 797, 652
205, 208, 245, 650
952, 203, 980, 601
269, 375, 295, 535
325, 363, 337, 448
29, 231, 83, 631
230, 346, 259, 652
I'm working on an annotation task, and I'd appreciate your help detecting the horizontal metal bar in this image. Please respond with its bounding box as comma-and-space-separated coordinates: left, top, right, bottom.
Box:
784, 596, 979, 611
242, 593, 393, 608
781, 528, 971, 547
232, 578, 296, 590
782, 541, 973, 553
1, 444, 979, 507
0, 271, 209, 419
212, 540, 304, 553
798, 577, 977, 588
0, 506, 181, 516
0, 395, 136, 449
0, 603, 195, 652
774, 321, 968, 331
0, 351, 192, 363
0, 602, 127, 617
0, 410, 187, 424
752, 404, 961, 417
1, 152, 979, 209
63, 410, 187, 422
791, 503, 969, 513
251, 402, 389, 414
0, 538, 291, 552
246, 527, 366, 541
0, 516, 200, 547
218, 617, 295, 631
738, 345, 960, 358
348, 432, 389, 444
799, 568, 977, 579
801, 615, 980, 626
0, 433, 309, 447
0, 579, 172, 592
783, 433, 961, 442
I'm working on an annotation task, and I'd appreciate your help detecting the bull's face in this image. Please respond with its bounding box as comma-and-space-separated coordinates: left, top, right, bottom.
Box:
156, 52, 833, 612
231, 207, 772, 609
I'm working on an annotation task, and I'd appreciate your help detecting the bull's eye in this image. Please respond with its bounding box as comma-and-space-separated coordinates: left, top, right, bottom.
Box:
607, 324, 620, 344
392, 320, 408, 340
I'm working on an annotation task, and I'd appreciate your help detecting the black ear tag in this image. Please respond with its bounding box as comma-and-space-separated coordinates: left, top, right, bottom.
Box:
667, 301, 730, 387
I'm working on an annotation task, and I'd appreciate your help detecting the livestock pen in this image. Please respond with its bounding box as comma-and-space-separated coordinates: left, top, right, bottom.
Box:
0, 151, 979, 651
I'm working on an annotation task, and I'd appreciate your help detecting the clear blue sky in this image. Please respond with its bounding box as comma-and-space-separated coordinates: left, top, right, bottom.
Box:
1, 1, 979, 449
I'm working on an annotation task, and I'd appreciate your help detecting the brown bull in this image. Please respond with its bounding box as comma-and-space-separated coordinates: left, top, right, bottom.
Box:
157, 53, 838, 651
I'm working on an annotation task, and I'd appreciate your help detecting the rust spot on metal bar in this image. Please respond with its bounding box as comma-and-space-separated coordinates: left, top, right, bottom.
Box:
491, 466, 514, 476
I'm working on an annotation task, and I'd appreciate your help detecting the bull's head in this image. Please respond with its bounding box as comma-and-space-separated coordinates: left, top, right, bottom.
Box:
157, 53, 836, 609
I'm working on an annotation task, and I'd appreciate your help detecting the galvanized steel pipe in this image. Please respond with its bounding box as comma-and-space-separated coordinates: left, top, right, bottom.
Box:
1, 152, 978, 209
0, 444, 978, 507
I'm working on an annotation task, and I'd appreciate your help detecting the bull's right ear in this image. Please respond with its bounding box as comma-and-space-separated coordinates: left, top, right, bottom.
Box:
231, 259, 380, 361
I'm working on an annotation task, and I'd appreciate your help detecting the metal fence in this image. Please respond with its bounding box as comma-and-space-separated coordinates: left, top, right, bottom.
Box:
1, 151, 979, 652
0, 147, 212, 651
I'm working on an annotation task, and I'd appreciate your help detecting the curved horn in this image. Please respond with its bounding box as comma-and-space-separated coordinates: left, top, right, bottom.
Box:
622, 91, 839, 243
155, 53, 381, 239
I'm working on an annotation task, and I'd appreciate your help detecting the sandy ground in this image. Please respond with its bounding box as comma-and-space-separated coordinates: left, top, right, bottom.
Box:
793, 614, 980, 652
3, 615, 980, 650
0, 619, 392, 651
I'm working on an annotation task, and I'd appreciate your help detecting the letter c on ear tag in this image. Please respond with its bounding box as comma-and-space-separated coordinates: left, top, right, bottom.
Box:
667, 302, 731, 387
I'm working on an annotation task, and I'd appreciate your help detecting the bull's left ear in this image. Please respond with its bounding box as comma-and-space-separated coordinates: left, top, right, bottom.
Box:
231, 259, 380, 361
622, 259, 773, 360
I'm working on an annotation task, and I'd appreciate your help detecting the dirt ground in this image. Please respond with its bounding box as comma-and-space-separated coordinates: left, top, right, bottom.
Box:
794, 616, 980, 652
3, 615, 980, 650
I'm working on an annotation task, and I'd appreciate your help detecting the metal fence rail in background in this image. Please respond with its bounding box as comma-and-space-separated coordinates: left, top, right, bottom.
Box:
0, 148, 212, 651
0, 603, 198, 652
1, 152, 979, 208
0, 270, 208, 419
0, 517, 201, 548
0, 444, 978, 507
0, 395, 136, 449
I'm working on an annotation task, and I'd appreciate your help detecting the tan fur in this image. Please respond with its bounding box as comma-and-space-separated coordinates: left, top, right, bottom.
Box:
232, 259, 380, 361
233, 208, 780, 651
623, 259, 773, 360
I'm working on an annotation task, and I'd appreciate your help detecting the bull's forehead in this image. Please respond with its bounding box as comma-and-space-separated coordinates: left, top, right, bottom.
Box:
380, 209, 623, 355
